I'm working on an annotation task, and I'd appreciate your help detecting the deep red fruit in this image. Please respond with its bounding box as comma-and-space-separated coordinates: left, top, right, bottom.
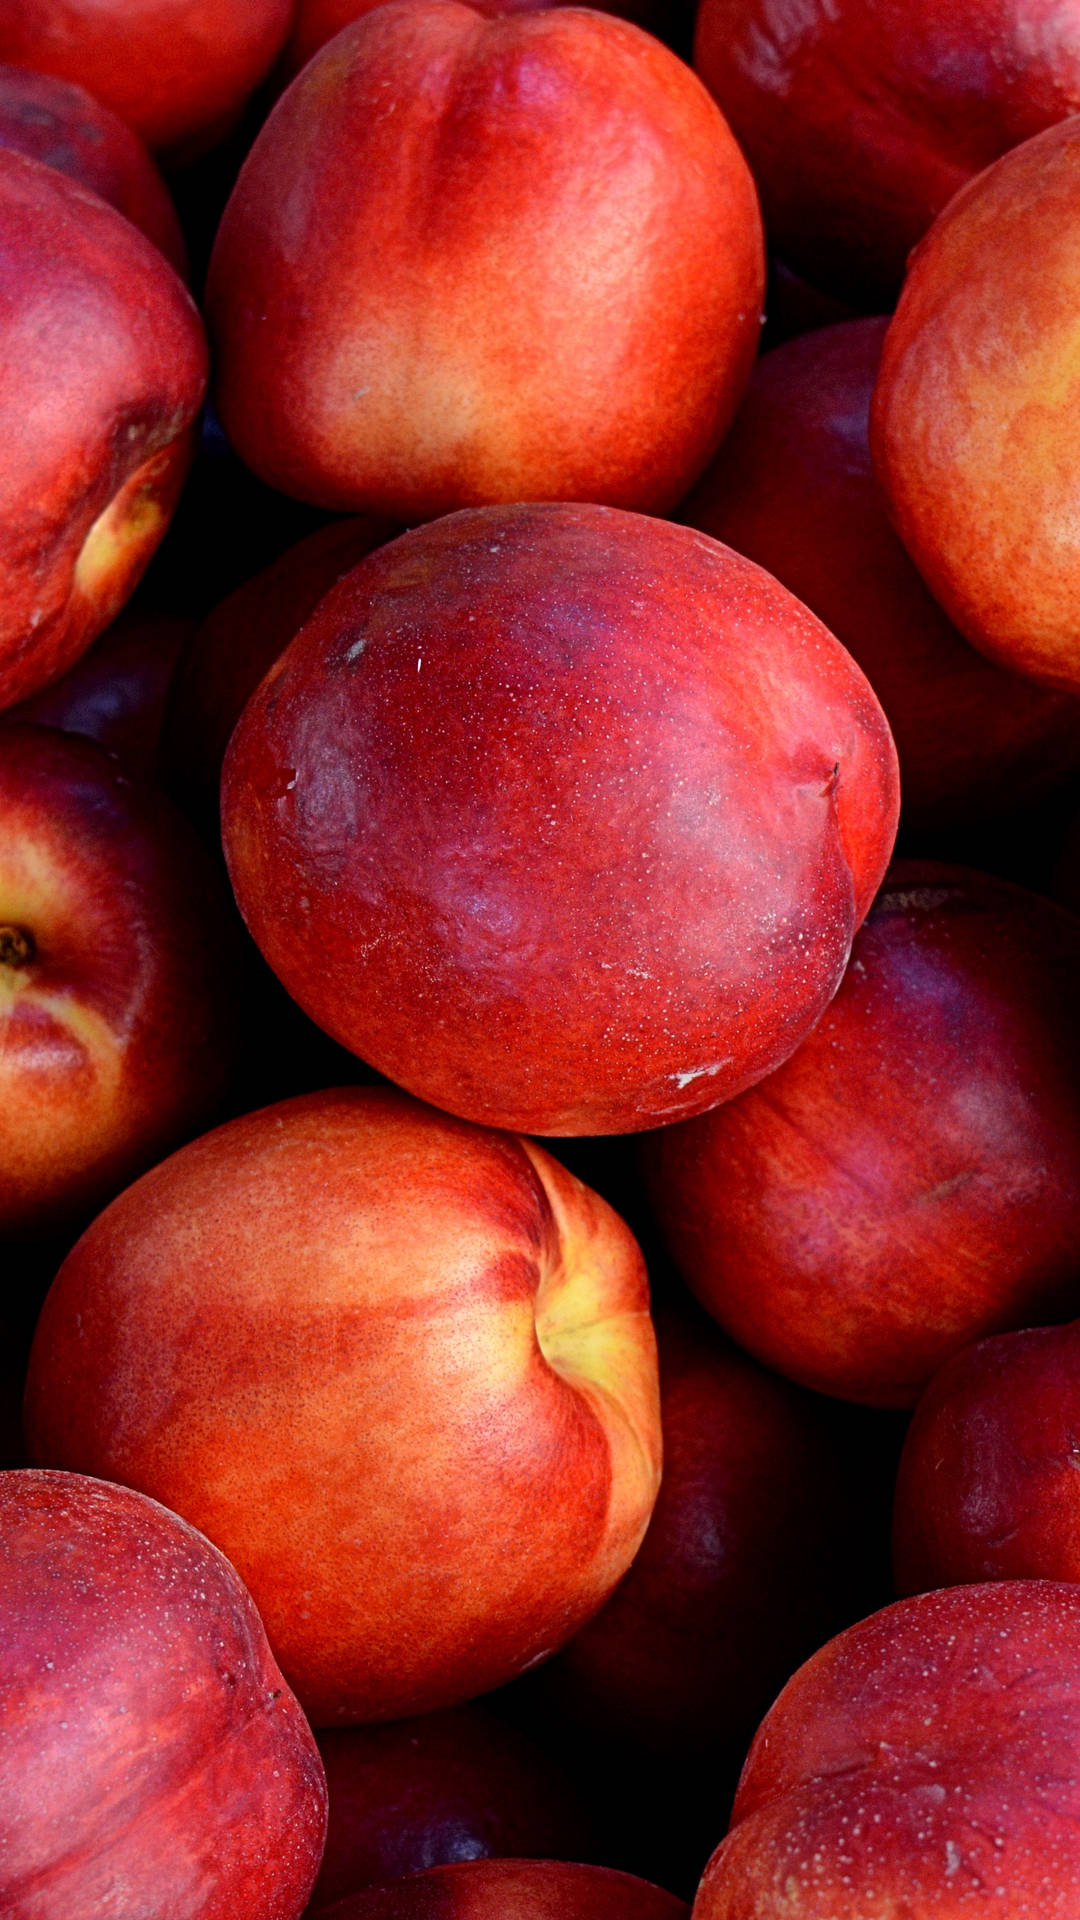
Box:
695, 1583, 1080, 1917
319, 1860, 687, 1920
0, 1470, 326, 1920
893, 1321, 1080, 1595
681, 319, 1080, 827
644, 863, 1080, 1406
222, 503, 899, 1135
694, 0, 1080, 307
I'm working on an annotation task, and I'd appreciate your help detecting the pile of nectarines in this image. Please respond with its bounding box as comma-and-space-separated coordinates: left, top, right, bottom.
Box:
2, 3, 1080, 1916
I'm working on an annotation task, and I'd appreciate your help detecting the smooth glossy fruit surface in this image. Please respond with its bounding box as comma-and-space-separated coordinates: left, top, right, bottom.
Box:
0, 150, 205, 711
0, 1469, 326, 1920
223, 503, 899, 1135
0, 723, 237, 1236
0, 0, 293, 158
208, 1, 763, 519
893, 1321, 1080, 1594
0, 63, 185, 269
320, 1860, 688, 1920
695, 1581, 1080, 1917
25, 1086, 662, 1723
694, 0, 1080, 307
645, 863, 1080, 1406
682, 318, 1080, 827
872, 117, 1080, 692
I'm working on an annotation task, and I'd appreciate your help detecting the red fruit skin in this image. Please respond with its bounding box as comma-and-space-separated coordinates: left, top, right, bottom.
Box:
309, 1709, 589, 1912
643, 862, 1080, 1408
893, 1321, 1080, 1595
872, 117, 1080, 693
0, 150, 206, 712
695, 1582, 1080, 1918
166, 515, 399, 807
681, 319, 1080, 829
221, 503, 899, 1136
0, 0, 293, 160
544, 1307, 873, 1752
0, 63, 185, 271
694, 0, 1080, 309
0, 1470, 326, 1920
23, 1085, 662, 1724
206, 1, 763, 520
0, 724, 238, 1236
9, 610, 191, 779
279, 0, 693, 82
319, 1860, 687, 1920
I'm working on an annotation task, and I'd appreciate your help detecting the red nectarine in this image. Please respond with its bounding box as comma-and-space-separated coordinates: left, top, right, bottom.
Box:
0, 150, 205, 711
644, 863, 1080, 1406
24, 1086, 663, 1723
207, 1, 764, 519
222, 504, 899, 1135
0, 1469, 326, 1919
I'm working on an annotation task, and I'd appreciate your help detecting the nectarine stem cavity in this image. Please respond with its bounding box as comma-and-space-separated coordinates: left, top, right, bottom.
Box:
0, 925, 33, 968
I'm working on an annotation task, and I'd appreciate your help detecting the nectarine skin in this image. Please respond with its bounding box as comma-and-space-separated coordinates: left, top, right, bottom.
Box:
644, 863, 1080, 1407
0, 1470, 326, 1920
0, 0, 293, 160
222, 503, 899, 1135
207, 0, 764, 519
0, 64, 185, 271
694, 0, 1080, 307
893, 1321, 1080, 1595
681, 319, 1080, 827
24, 1086, 662, 1723
166, 514, 399, 810
319, 1860, 688, 1920
695, 1582, 1080, 1917
872, 116, 1080, 692
0, 150, 206, 712
0, 724, 237, 1236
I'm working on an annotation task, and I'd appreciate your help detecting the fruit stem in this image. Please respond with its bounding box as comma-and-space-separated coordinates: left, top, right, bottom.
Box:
0, 925, 34, 968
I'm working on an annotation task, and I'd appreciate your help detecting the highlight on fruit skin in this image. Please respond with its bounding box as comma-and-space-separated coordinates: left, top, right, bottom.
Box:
893, 1320, 1080, 1597
0, 1468, 327, 1920
24, 1084, 663, 1724
0, 148, 206, 714
643, 863, 1080, 1409
0, 0, 294, 161
0, 722, 239, 1238
872, 115, 1080, 696
221, 501, 899, 1136
681, 315, 1080, 829
694, 1581, 1080, 1919
693, 0, 1080, 309
206, 0, 765, 521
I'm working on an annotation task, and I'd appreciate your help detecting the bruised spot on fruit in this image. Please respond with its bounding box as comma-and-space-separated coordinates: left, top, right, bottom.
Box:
0, 925, 34, 968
